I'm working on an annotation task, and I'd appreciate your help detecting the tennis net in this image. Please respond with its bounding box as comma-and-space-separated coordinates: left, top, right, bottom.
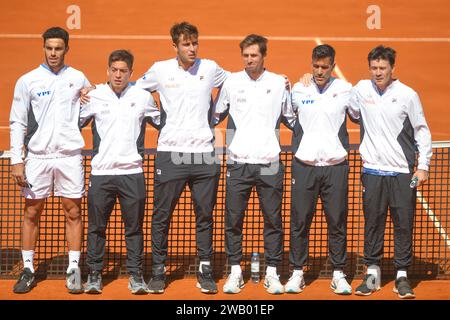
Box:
1, 142, 449, 280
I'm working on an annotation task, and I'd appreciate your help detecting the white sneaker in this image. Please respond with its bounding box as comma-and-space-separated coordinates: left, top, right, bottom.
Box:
223, 273, 244, 294
284, 272, 306, 293
264, 274, 284, 294
66, 267, 83, 294
330, 274, 352, 295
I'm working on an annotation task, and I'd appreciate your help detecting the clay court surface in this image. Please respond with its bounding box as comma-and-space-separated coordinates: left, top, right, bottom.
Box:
1, 0, 450, 300
1, 278, 450, 300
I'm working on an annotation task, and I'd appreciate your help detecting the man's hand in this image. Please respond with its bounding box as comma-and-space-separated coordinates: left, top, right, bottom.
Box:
300, 73, 313, 86
412, 169, 429, 188
11, 163, 28, 187
79, 86, 95, 104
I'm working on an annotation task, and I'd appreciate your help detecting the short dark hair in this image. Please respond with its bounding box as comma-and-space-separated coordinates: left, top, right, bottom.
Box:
108, 50, 134, 69
368, 45, 396, 67
240, 34, 268, 56
42, 27, 69, 48
312, 44, 335, 64
170, 21, 199, 44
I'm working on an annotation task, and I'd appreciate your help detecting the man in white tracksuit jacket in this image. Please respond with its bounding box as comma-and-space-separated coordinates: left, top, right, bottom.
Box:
350, 45, 432, 299
286, 44, 357, 296
9, 27, 90, 294
214, 34, 296, 295
79, 50, 160, 295
134, 22, 229, 294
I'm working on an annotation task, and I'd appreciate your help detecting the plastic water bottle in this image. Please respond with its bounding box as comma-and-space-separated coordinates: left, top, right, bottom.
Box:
251, 252, 260, 283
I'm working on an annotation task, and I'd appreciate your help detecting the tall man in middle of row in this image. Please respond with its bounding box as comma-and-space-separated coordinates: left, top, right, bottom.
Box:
135, 22, 229, 294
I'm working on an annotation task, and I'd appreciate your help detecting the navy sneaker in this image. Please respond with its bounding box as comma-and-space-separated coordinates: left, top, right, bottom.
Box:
393, 277, 415, 299
13, 268, 36, 294
196, 264, 218, 294
355, 274, 379, 296
147, 265, 166, 294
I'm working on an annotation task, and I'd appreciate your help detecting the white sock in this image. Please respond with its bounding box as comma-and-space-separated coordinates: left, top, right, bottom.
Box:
367, 265, 380, 278
231, 265, 242, 275
396, 270, 407, 279
292, 269, 304, 277
333, 270, 345, 279
199, 261, 210, 273
22, 250, 35, 273
67, 251, 81, 273
266, 266, 277, 277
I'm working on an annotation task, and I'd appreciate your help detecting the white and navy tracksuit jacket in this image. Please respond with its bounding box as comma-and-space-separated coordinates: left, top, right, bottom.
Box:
288, 77, 355, 270
9, 64, 90, 164
134, 57, 229, 267
79, 83, 160, 175
290, 78, 357, 165
349, 79, 432, 270
350, 79, 432, 173
136, 57, 229, 153
80, 83, 160, 275
214, 70, 296, 164
213, 69, 295, 267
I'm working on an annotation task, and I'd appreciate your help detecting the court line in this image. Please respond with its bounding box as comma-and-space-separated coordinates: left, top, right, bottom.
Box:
417, 191, 450, 248
1, 33, 450, 43
315, 34, 450, 249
